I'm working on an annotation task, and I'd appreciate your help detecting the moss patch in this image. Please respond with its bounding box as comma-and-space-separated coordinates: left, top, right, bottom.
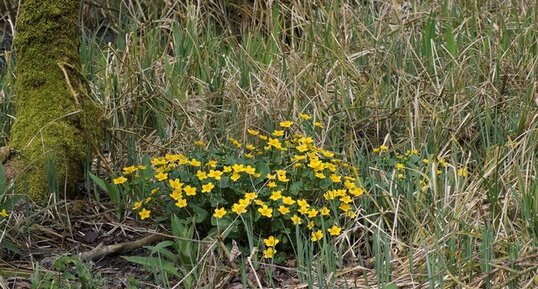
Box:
11, 0, 103, 201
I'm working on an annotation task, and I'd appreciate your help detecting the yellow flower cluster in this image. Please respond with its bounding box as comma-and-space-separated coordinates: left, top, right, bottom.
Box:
112, 115, 364, 259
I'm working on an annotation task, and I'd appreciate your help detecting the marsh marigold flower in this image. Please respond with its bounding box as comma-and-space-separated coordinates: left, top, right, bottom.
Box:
155, 172, 168, 182
0, 209, 8, 218
202, 182, 215, 193
263, 247, 275, 259
291, 215, 302, 225
113, 176, 128, 185
139, 208, 151, 220
258, 206, 273, 218
279, 120, 293, 128
311, 230, 323, 241
213, 207, 227, 219
328, 225, 342, 236
264, 236, 280, 247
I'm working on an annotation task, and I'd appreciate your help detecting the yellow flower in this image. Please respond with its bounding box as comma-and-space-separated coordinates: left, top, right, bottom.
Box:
311, 230, 323, 241
230, 173, 241, 182
264, 236, 280, 247
258, 206, 273, 218
266, 173, 276, 180
150, 188, 159, 195
228, 137, 242, 148
223, 166, 232, 173
175, 198, 187, 208
307, 221, 315, 229
232, 164, 245, 173
297, 199, 309, 208
0, 209, 8, 218
247, 129, 260, 136
329, 174, 341, 183
194, 140, 205, 147
190, 159, 202, 167
272, 130, 284, 137
213, 207, 227, 219
122, 166, 138, 175
299, 113, 312, 120
340, 195, 352, 204
244, 166, 256, 175
278, 206, 290, 215
196, 170, 208, 180
298, 206, 309, 215
277, 173, 289, 182
373, 147, 380, 153
155, 172, 168, 182
138, 165, 147, 170
245, 144, 256, 151
207, 160, 218, 168
339, 203, 351, 212
282, 196, 295, 205
379, 145, 389, 152
328, 225, 341, 236
267, 181, 277, 188
270, 190, 283, 201
396, 163, 405, 170
259, 135, 268, 141
132, 201, 143, 210
315, 172, 326, 179
457, 168, 466, 177
170, 189, 183, 200
308, 158, 324, 171
245, 192, 257, 200
202, 182, 215, 193
344, 180, 356, 190
314, 121, 323, 128
296, 144, 309, 152
267, 138, 283, 149
151, 157, 167, 166
139, 208, 151, 220
307, 209, 319, 218
208, 169, 223, 180
263, 247, 275, 259
232, 203, 248, 215
291, 214, 302, 225
279, 120, 294, 128
183, 185, 197, 196
291, 155, 307, 162
320, 207, 330, 216
113, 176, 128, 185
169, 178, 182, 190
349, 187, 364, 197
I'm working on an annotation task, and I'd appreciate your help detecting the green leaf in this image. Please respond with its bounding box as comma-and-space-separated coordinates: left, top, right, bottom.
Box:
121, 256, 180, 277
192, 205, 209, 223
89, 172, 109, 193
289, 181, 303, 195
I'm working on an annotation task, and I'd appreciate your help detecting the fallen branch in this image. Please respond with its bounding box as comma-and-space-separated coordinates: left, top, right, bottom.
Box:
79, 233, 170, 261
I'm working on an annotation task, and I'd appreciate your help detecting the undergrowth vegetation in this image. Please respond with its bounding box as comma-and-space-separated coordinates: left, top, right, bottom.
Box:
0, 0, 537, 288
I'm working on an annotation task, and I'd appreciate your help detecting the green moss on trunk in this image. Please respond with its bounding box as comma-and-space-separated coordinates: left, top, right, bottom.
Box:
11, 0, 103, 201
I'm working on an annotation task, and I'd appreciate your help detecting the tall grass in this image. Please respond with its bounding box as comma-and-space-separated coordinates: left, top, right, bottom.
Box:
1, 0, 537, 287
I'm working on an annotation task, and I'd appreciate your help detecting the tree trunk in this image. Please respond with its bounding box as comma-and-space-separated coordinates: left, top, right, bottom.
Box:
10, 0, 103, 201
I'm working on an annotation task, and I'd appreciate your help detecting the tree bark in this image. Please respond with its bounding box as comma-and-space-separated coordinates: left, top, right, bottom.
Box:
11, 0, 103, 201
